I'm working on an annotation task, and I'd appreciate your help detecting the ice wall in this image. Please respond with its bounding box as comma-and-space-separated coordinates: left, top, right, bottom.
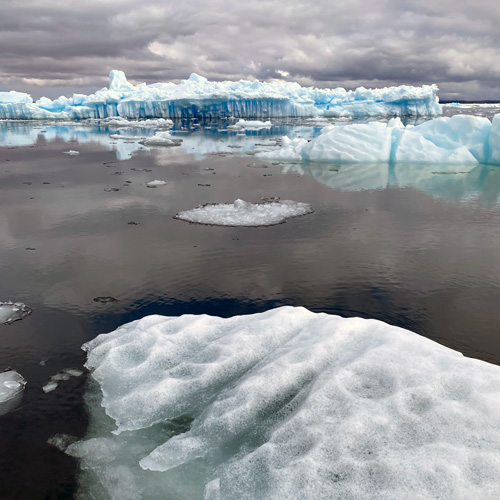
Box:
257, 114, 500, 165
0, 70, 442, 120
64, 307, 500, 500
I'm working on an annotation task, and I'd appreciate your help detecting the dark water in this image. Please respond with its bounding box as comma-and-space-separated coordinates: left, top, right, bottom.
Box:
2, 117, 500, 498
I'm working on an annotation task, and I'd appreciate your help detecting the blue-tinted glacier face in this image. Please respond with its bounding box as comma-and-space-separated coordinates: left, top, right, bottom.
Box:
0, 70, 442, 120
59, 307, 500, 500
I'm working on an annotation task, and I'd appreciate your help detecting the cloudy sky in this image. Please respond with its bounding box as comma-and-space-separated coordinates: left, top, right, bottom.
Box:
1, 0, 499, 100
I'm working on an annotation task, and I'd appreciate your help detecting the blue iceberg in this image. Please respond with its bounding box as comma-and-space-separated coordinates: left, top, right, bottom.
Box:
257, 114, 500, 165
0, 70, 442, 121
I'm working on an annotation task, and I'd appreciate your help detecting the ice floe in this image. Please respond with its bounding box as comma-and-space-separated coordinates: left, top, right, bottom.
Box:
141, 131, 183, 147
257, 114, 500, 165
63, 150, 79, 156
146, 180, 167, 187
0, 370, 26, 416
174, 199, 313, 226
0, 70, 442, 120
43, 367, 84, 393
62, 306, 500, 499
227, 119, 273, 130
0, 301, 32, 325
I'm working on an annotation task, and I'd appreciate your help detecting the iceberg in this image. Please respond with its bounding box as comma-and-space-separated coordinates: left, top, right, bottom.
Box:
257, 114, 500, 165
0, 70, 442, 121
0, 301, 32, 324
65, 306, 500, 499
174, 199, 313, 226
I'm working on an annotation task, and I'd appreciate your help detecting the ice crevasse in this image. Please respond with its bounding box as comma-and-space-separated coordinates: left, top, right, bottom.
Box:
256, 114, 500, 165
0, 70, 442, 120
63, 306, 500, 500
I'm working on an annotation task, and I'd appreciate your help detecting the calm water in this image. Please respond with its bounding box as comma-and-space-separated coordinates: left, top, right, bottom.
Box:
2, 115, 500, 498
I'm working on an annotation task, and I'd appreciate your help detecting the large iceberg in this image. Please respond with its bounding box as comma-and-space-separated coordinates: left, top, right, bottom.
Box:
257, 114, 500, 165
64, 307, 500, 499
0, 70, 442, 121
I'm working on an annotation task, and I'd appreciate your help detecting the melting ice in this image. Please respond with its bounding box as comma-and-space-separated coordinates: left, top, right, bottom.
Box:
0, 301, 32, 325
61, 307, 500, 500
174, 199, 313, 226
0, 70, 442, 120
0, 370, 26, 416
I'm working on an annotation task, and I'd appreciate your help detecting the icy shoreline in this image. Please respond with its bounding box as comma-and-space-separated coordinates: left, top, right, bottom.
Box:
0, 70, 442, 121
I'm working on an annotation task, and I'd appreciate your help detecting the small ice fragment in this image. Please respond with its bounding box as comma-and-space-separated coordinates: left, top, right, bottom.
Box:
63, 150, 79, 156
0, 370, 26, 415
141, 131, 183, 147
0, 301, 32, 325
146, 180, 167, 187
42, 381, 58, 393
63, 368, 84, 377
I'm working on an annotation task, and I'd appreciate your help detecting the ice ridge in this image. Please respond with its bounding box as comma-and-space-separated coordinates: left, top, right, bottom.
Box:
0, 70, 442, 120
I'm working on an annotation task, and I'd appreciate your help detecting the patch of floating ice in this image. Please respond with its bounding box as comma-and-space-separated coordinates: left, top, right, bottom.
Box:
67, 306, 500, 499
63, 150, 79, 156
0, 301, 32, 325
109, 134, 145, 141
174, 199, 313, 226
43, 367, 84, 393
141, 131, 183, 147
146, 180, 167, 187
227, 119, 272, 130
98, 117, 173, 128
0, 370, 26, 415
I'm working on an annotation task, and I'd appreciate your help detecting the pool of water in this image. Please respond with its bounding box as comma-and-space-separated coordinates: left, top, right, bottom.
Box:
2, 117, 500, 498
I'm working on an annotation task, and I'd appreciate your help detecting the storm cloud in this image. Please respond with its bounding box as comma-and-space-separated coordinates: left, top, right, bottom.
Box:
1, 0, 499, 100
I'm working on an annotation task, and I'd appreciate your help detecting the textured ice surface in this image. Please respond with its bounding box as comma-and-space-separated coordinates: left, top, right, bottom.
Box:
174, 199, 313, 226
141, 131, 183, 147
227, 119, 273, 130
0, 370, 26, 415
43, 368, 84, 393
0, 301, 32, 324
71, 307, 500, 500
257, 114, 500, 165
0, 70, 442, 120
146, 180, 167, 187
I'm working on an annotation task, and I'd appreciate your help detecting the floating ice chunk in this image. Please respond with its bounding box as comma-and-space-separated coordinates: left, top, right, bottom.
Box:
63, 150, 79, 156
146, 180, 167, 187
109, 134, 145, 141
75, 306, 500, 499
0, 370, 26, 415
227, 119, 272, 130
0, 301, 32, 324
489, 114, 500, 164
43, 367, 84, 393
174, 199, 313, 226
42, 381, 59, 393
141, 131, 183, 147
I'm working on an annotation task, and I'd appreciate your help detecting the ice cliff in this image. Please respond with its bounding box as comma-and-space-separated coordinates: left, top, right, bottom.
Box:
0, 70, 442, 120
257, 114, 500, 164
63, 306, 500, 500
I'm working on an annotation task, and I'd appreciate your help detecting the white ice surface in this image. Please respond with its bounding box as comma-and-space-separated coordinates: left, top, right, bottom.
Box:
141, 131, 183, 146
227, 119, 273, 130
174, 199, 313, 226
63, 150, 79, 156
0, 301, 32, 324
0, 370, 26, 416
256, 114, 500, 165
71, 306, 500, 500
146, 180, 167, 187
0, 70, 442, 120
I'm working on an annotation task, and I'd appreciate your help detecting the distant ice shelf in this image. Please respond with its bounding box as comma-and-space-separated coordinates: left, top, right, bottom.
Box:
58, 306, 500, 500
0, 70, 442, 120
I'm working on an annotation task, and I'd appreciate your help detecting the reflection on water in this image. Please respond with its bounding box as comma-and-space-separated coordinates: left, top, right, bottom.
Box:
2, 120, 500, 497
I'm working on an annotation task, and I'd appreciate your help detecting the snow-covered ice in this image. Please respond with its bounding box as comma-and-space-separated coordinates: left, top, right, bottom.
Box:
174, 199, 313, 226
0, 370, 26, 416
62, 306, 500, 499
141, 131, 183, 147
0, 70, 442, 120
257, 114, 500, 165
0, 301, 32, 324
227, 119, 273, 130
146, 180, 167, 187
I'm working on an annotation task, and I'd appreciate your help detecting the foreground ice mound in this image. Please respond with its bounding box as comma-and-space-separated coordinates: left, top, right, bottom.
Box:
257, 114, 500, 165
0, 301, 32, 324
0, 370, 26, 416
141, 131, 183, 146
71, 307, 500, 499
0, 70, 442, 120
174, 199, 313, 226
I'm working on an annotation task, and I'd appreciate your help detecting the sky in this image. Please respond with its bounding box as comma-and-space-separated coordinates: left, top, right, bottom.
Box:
1, 0, 500, 101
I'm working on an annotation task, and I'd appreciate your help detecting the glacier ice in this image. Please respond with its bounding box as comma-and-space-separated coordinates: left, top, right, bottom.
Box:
174, 199, 313, 226
257, 114, 500, 165
64, 306, 500, 500
0, 70, 442, 120
0, 301, 32, 324
0, 370, 26, 416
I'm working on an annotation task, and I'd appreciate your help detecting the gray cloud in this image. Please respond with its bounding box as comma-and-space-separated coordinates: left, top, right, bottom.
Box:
1, 0, 499, 100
